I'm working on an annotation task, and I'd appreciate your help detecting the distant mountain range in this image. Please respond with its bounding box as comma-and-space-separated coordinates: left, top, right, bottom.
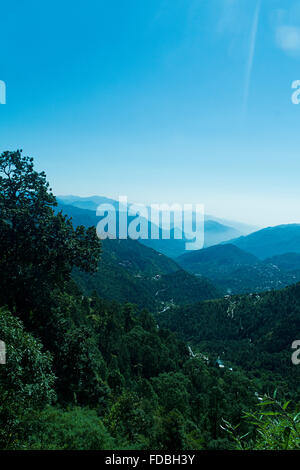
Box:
57, 195, 118, 212
57, 196, 300, 297
57, 195, 256, 257
57, 195, 257, 234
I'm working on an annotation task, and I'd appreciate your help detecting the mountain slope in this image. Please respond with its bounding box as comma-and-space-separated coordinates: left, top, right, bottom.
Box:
203, 220, 242, 247
205, 214, 258, 236
160, 281, 300, 349
73, 238, 219, 310
264, 252, 300, 274
177, 244, 259, 274
142, 220, 243, 256
176, 244, 300, 294
226, 224, 300, 259
56, 202, 99, 227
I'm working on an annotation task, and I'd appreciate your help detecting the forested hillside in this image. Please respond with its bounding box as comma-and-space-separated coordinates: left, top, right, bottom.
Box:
177, 244, 300, 294
73, 238, 219, 310
1, 151, 300, 451
159, 283, 300, 400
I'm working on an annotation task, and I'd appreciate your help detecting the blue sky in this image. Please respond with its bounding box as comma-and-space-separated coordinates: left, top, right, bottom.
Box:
1, 0, 300, 226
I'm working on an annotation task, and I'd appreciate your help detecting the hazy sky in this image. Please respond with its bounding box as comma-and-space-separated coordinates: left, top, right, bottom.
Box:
1, 0, 300, 226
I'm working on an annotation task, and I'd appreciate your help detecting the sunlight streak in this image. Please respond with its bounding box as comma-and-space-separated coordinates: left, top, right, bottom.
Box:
243, 0, 261, 118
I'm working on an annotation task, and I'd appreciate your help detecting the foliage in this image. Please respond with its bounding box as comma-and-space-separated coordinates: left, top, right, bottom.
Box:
243, 395, 300, 450
22, 406, 115, 450
0, 308, 55, 449
222, 394, 300, 450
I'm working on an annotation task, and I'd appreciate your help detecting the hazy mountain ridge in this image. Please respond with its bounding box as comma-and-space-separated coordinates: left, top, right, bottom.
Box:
225, 224, 300, 259
57, 195, 258, 234
57, 196, 251, 257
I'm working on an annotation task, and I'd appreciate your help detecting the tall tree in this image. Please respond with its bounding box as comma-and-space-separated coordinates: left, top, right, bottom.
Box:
0, 150, 101, 317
